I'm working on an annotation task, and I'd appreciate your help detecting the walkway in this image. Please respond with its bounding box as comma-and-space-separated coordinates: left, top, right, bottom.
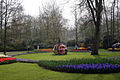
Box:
8, 52, 39, 63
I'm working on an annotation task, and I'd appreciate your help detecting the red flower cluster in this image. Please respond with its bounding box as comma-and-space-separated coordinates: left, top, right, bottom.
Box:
40, 49, 53, 52
71, 49, 90, 52
0, 57, 16, 62
71, 47, 91, 52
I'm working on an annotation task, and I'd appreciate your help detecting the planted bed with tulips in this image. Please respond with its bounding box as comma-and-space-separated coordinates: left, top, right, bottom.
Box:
38, 58, 120, 73
0, 55, 16, 65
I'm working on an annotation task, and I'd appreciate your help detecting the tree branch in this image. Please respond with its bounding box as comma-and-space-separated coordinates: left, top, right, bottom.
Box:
89, 0, 96, 11
87, 0, 96, 26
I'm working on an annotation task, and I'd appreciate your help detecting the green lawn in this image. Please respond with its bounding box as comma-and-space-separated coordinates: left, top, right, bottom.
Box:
0, 51, 28, 55
1, 51, 120, 80
99, 49, 110, 52
0, 63, 120, 80
15, 52, 120, 60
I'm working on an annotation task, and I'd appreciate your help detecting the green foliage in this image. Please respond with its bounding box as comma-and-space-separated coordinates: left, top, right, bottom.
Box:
0, 43, 34, 51
67, 40, 75, 47
33, 49, 41, 52
38, 43, 54, 48
103, 35, 118, 49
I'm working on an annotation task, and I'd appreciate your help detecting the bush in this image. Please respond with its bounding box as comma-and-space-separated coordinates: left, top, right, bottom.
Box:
67, 40, 75, 47
0, 45, 34, 52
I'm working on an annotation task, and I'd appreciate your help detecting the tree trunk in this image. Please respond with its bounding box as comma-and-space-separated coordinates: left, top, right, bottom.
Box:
3, 20, 7, 55
3, 1, 8, 55
0, 0, 3, 43
86, 0, 103, 55
111, 0, 116, 44
103, 0, 110, 48
75, 7, 78, 45
91, 22, 100, 55
110, 7, 113, 44
117, 0, 119, 41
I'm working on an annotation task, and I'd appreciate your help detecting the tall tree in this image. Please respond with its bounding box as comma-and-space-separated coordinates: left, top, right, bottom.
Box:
111, 0, 116, 44
79, 0, 103, 55
0, 0, 3, 44
3, 0, 22, 55
116, 0, 119, 41
74, 6, 78, 45
103, 0, 110, 48
39, 2, 64, 44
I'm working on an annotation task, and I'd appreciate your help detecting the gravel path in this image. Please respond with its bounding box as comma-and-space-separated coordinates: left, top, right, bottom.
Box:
8, 52, 39, 63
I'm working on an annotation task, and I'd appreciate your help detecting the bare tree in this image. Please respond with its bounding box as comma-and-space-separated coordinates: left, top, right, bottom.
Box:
74, 6, 78, 45
39, 2, 64, 44
2, 0, 22, 55
103, 0, 110, 48
0, 0, 3, 43
116, 0, 119, 41
79, 0, 103, 55
111, 0, 116, 44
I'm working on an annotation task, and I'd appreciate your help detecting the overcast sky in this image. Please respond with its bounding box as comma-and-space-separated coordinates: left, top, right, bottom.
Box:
21, 0, 76, 27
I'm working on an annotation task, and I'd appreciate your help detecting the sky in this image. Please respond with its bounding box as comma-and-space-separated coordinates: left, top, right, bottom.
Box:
21, 0, 76, 28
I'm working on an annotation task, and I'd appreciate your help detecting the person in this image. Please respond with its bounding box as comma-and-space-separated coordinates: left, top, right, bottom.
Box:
27, 45, 30, 53
37, 45, 39, 49
75, 44, 78, 50
112, 44, 115, 51
65, 49, 68, 55
88, 46, 91, 50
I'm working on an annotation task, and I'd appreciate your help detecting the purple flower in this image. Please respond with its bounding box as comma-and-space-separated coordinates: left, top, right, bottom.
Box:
16, 58, 39, 63
56, 63, 120, 73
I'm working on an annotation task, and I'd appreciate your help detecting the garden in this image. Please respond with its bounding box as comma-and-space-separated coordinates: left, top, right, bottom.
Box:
0, 0, 120, 80
1, 49, 120, 80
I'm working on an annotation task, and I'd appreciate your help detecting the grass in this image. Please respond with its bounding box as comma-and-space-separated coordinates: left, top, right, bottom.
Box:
15, 52, 93, 60
99, 49, 109, 51
1, 51, 120, 80
1, 63, 120, 80
0, 63, 120, 80
0, 51, 28, 55
15, 52, 120, 60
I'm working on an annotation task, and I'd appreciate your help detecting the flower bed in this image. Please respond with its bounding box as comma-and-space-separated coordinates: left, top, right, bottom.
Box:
71, 49, 90, 52
0, 57, 16, 65
34, 49, 53, 53
108, 48, 120, 51
71, 47, 91, 52
40, 49, 53, 52
109, 56, 120, 59
38, 58, 120, 73
56, 64, 120, 73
